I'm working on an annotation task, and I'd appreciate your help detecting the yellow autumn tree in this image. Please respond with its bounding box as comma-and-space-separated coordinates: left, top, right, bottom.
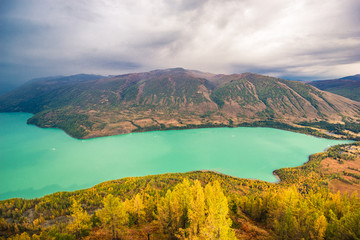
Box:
67, 199, 91, 238
311, 214, 328, 240
125, 193, 146, 226
186, 180, 206, 239
202, 181, 236, 240
157, 179, 235, 240
8, 232, 31, 240
157, 189, 183, 238
97, 194, 127, 240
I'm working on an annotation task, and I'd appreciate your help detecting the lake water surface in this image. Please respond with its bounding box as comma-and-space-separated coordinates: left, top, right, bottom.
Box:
0, 112, 352, 200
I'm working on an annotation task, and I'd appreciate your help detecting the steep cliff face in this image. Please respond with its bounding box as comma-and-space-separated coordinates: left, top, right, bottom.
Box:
1, 68, 359, 138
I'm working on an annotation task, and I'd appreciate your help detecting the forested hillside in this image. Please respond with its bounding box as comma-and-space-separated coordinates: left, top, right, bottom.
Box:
1, 68, 359, 140
309, 74, 360, 102
1, 142, 360, 240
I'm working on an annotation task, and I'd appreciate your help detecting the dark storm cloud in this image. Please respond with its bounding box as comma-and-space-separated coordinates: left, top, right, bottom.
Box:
1, 0, 360, 87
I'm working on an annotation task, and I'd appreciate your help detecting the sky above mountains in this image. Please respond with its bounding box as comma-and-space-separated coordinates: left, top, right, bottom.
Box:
1, 0, 360, 89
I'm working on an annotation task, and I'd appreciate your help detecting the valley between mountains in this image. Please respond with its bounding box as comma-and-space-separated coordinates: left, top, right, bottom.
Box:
1, 68, 359, 140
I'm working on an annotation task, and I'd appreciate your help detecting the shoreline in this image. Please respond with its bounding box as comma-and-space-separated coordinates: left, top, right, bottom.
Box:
34, 118, 359, 141
1, 111, 358, 141
272, 171, 281, 183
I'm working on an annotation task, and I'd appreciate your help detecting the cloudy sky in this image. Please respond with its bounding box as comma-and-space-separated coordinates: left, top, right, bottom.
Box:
1, 0, 360, 89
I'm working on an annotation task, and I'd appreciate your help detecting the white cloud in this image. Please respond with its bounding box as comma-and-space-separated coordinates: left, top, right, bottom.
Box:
1, 0, 359, 83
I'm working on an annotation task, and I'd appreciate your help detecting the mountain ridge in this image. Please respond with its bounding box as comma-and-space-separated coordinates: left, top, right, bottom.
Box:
0, 68, 359, 139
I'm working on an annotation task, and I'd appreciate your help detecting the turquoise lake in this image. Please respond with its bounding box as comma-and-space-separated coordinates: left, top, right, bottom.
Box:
0, 112, 352, 200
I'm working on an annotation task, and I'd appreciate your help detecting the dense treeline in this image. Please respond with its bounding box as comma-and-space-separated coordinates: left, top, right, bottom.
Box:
308, 76, 360, 102
2, 178, 359, 240
1, 142, 360, 239
237, 121, 340, 139
133, 120, 356, 141
326, 143, 358, 161
298, 121, 360, 135
0, 178, 238, 239
28, 111, 92, 138
239, 187, 360, 240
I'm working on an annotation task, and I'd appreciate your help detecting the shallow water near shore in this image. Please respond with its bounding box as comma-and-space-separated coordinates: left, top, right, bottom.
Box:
0, 112, 352, 200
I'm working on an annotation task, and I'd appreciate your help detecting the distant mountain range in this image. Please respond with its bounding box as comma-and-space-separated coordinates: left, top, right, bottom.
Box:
0, 68, 359, 139
308, 74, 360, 102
